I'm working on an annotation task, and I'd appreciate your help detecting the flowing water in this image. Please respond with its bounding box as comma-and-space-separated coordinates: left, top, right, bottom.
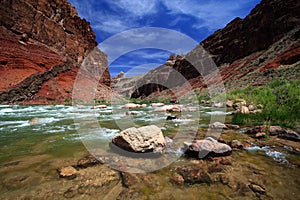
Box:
0, 105, 299, 199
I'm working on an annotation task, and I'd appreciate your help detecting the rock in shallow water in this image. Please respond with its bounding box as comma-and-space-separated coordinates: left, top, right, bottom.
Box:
209, 122, 227, 129
112, 125, 166, 153
57, 166, 77, 179
184, 137, 232, 158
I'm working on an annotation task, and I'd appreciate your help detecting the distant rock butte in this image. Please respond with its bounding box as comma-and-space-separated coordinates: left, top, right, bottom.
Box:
114, 0, 300, 99
0, 0, 111, 104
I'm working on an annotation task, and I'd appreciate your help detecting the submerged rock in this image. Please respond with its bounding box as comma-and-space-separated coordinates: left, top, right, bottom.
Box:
57, 166, 77, 179
249, 183, 266, 194
225, 124, 240, 129
77, 154, 103, 168
184, 137, 232, 158
171, 173, 185, 185
175, 165, 212, 185
112, 125, 166, 153
29, 118, 42, 125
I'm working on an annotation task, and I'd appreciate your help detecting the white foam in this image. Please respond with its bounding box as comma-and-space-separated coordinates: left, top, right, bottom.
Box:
206, 111, 230, 115
171, 118, 194, 123
0, 108, 14, 113
69, 128, 119, 141
245, 145, 288, 163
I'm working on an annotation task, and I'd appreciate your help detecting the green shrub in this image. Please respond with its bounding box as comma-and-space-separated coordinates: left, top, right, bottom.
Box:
229, 79, 300, 128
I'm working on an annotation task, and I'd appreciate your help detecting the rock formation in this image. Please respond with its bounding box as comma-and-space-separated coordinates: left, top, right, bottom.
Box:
0, 0, 111, 104
116, 0, 300, 99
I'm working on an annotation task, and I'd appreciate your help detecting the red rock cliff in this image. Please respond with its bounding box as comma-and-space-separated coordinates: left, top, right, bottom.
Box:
0, 0, 111, 104
123, 0, 300, 99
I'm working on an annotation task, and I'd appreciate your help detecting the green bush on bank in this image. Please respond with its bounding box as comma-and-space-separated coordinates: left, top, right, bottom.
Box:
231, 79, 300, 128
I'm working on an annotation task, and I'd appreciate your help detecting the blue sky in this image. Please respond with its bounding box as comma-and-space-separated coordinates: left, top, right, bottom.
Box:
68, 0, 261, 77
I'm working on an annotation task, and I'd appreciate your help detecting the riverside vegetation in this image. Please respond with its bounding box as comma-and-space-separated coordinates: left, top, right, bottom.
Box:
228, 79, 300, 129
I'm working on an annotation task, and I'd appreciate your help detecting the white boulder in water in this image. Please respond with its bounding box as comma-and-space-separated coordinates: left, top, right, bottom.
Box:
184, 137, 232, 158
112, 125, 166, 153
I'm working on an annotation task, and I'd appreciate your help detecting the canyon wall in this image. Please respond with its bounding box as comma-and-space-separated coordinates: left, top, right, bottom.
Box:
118, 0, 300, 100
0, 0, 111, 104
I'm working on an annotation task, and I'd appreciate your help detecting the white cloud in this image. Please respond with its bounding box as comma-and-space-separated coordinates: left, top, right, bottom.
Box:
129, 50, 170, 60
109, 0, 159, 17
160, 0, 255, 30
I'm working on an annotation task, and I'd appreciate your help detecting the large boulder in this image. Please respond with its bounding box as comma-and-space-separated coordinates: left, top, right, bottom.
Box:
184, 137, 232, 158
112, 125, 166, 153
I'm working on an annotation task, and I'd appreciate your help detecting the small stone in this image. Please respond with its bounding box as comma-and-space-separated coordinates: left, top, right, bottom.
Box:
241, 106, 250, 114
166, 115, 178, 120
208, 164, 224, 173
246, 126, 266, 134
225, 124, 240, 129
257, 104, 264, 109
230, 140, 244, 149
77, 155, 102, 168
209, 122, 227, 129
249, 183, 266, 194
57, 166, 77, 179
255, 132, 266, 138
125, 111, 139, 116
29, 118, 41, 125
150, 103, 164, 107
219, 174, 229, 185
123, 103, 139, 109
226, 100, 234, 107
171, 173, 185, 185
269, 126, 285, 136
248, 104, 255, 111
220, 158, 232, 165
212, 102, 225, 108
278, 130, 300, 141
92, 105, 107, 109
64, 186, 78, 198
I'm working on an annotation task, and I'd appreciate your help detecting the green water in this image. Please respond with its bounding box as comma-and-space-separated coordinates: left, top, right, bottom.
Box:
0, 104, 299, 199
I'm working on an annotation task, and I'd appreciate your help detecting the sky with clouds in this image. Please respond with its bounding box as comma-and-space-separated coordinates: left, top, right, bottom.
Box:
68, 0, 261, 77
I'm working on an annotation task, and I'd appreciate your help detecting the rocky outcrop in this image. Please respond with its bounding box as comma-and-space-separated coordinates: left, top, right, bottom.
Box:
0, 0, 111, 104
117, 0, 300, 99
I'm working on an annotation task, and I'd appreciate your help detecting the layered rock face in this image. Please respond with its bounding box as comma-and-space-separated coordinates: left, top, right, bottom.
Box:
0, 0, 111, 104
116, 0, 300, 99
